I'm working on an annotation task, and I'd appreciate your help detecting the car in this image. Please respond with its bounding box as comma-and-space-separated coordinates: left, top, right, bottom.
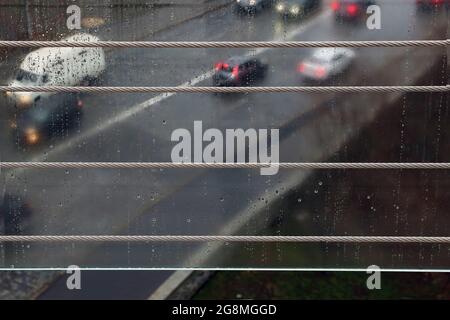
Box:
234, 0, 274, 13
416, 0, 448, 11
0, 194, 33, 236
213, 56, 268, 87
330, 0, 375, 22
12, 93, 84, 145
275, 0, 321, 19
297, 48, 355, 82
5, 33, 105, 108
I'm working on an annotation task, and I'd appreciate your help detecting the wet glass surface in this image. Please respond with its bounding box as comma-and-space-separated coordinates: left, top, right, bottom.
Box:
0, 0, 448, 270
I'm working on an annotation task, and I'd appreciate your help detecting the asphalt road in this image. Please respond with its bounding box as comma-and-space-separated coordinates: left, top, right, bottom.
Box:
0, 0, 448, 298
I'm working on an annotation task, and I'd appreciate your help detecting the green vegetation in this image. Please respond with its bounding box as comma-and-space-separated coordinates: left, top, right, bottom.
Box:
194, 272, 449, 300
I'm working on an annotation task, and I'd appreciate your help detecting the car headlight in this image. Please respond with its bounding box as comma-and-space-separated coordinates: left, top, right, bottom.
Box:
290, 5, 300, 14
18, 94, 33, 107
249, 0, 256, 5
276, 3, 285, 11
25, 128, 40, 145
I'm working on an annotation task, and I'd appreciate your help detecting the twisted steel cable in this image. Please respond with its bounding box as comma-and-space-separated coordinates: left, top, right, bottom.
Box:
1, 85, 449, 93
1, 162, 450, 169
0, 235, 448, 243
0, 40, 448, 48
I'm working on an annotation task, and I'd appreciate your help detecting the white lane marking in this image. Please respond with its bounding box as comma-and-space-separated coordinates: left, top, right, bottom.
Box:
148, 270, 192, 300
23, 9, 331, 164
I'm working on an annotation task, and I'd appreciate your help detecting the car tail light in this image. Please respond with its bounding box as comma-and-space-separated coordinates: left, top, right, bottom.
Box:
215, 62, 222, 71
215, 62, 231, 72
297, 63, 306, 73
315, 67, 327, 79
330, 1, 340, 11
77, 100, 84, 108
231, 66, 239, 79
346, 3, 358, 15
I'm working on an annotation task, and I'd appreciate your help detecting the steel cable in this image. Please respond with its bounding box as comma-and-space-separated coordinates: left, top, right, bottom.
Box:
0, 39, 448, 48
0, 235, 448, 243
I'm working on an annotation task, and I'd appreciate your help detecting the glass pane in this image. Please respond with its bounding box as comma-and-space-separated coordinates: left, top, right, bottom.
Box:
0, 0, 448, 272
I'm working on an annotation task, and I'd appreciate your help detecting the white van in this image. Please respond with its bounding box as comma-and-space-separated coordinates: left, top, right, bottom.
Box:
6, 33, 106, 107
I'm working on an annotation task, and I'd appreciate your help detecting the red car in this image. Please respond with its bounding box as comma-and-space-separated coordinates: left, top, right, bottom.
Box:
213, 56, 268, 87
330, 0, 375, 22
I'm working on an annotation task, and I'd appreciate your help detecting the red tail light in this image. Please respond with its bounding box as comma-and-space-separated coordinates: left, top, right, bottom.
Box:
346, 3, 358, 15
330, 1, 340, 11
77, 100, 84, 108
215, 62, 231, 72
297, 63, 306, 73
215, 62, 223, 71
314, 67, 327, 79
231, 66, 239, 79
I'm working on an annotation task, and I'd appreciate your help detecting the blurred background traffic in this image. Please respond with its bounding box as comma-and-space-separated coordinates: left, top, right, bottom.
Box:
0, 0, 448, 299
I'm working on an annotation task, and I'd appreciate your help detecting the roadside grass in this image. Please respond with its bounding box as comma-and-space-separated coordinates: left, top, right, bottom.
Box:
193, 271, 450, 299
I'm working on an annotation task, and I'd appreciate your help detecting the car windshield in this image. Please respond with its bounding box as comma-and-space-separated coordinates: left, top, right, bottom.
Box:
310, 55, 333, 64
26, 107, 50, 123
310, 49, 344, 63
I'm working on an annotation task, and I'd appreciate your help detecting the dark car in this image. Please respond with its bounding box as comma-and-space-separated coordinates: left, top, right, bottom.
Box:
416, 0, 448, 11
275, 0, 321, 19
12, 93, 83, 145
0, 194, 33, 235
213, 56, 268, 87
0, 193, 34, 264
234, 0, 274, 13
331, 0, 375, 22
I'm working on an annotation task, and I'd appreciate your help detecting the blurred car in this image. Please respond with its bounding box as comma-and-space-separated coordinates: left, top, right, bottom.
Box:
297, 48, 355, 82
0, 194, 33, 235
275, 0, 321, 19
12, 93, 83, 145
330, 0, 375, 22
213, 56, 268, 87
5, 33, 105, 109
416, 0, 448, 10
234, 0, 273, 13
